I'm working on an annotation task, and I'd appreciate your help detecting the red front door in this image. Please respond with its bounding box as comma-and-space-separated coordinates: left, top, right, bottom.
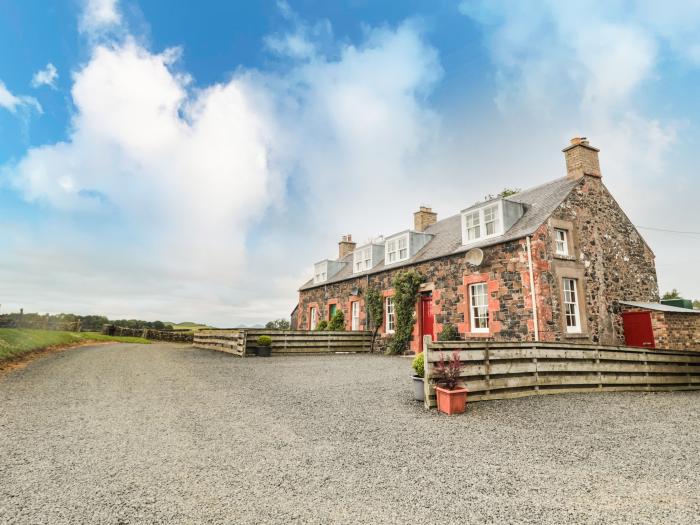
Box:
621, 311, 655, 348
420, 294, 435, 345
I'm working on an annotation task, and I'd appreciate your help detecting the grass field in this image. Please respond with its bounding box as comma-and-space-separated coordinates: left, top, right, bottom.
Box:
0, 329, 150, 363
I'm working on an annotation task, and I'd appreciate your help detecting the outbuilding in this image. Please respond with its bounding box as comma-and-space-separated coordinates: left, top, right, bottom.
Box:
619, 301, 700, 351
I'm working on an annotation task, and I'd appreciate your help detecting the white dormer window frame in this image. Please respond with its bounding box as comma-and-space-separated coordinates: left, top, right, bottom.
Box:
313, 261, 328, 284
555, 228, 569, 256
461, 201, 504, 245
353, 246, 373, 274
385, 233, 409, 265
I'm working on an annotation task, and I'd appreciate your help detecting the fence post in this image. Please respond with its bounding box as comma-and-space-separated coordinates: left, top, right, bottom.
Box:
423, 335, 432, 409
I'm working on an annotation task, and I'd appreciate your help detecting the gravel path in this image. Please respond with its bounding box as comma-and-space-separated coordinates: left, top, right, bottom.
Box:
1, 343, 698, 524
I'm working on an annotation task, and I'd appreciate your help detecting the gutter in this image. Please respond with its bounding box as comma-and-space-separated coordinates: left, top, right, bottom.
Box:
526, 236, 540, 342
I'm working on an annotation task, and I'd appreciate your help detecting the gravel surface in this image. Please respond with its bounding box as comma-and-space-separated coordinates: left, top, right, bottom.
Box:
1, 342, 699, 524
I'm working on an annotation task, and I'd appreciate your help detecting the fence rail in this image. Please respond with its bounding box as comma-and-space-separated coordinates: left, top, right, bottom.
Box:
194, 329, 372, 356
423, 339, 700, 408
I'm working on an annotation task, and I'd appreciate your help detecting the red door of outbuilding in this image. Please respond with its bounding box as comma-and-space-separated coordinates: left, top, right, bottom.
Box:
420, 294, 435, 345
621, 311, 655, 348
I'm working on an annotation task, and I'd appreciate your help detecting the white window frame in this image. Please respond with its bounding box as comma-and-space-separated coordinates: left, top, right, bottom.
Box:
385, 297, 395, 334
313, 261, 328, 284
353, 246, 373, 273
461, 201, 504, 245
555, 229, 569, 256
563, 278, 581, 333
385, 233, 410, 265
309, 307, 317, 330
351, 301, 360, 331
469, 283, 490, 333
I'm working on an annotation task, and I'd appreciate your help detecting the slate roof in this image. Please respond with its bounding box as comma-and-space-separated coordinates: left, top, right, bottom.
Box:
300, 176, 582, 291
619, 301, 700, 314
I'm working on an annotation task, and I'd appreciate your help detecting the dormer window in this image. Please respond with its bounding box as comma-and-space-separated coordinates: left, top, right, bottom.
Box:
386, 234, 409, 264
314, 261, 328, 284
461, 201, 505, 245
353, 246, 372, 273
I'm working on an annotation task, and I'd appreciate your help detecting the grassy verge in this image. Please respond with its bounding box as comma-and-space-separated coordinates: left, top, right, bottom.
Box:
0, 328, 150, 363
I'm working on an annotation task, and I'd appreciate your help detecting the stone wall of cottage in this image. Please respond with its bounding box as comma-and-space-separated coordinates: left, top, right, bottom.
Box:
296, 235, 547, 353
544, 176, 659, 345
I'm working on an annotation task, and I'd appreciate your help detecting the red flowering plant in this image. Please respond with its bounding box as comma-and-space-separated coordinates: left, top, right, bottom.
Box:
433, 350, 463, 390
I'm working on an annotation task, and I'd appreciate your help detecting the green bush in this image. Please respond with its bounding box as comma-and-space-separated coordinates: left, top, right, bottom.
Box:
328, 310, 345, 331
315, 320, 328, 331
438, 323, 460, 341
412, 352, 425, 378
257, 335, 272, 346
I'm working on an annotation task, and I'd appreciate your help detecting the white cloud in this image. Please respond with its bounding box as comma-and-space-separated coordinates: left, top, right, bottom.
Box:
31, 63, 59, 89
80, 0, 122, 36
1, 16, 441, 325
0, 80, 42, 114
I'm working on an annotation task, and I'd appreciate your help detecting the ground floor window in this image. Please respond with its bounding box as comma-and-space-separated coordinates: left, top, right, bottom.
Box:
563, 278, 581, 333
469, 282, 489, 332
309, 307, 317, 330
351, 301, 360, 330
385, 297, 395, 334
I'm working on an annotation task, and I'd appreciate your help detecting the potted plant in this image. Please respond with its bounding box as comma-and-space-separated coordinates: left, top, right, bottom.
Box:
433, 350, 467, 415
256, 335, 272, 357
412, 352, 425, 401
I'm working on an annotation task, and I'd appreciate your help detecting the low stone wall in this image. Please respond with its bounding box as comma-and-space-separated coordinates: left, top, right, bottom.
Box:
101, 325, 194, 343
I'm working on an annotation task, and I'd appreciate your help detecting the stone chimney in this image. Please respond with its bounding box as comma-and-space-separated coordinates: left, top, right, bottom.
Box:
562, 137, 601, 180
414, 206, 437, 232
338, 234, 356, 258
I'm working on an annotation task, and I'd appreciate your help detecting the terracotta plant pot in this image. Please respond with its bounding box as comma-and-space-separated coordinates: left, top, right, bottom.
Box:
435, 386, 468, 415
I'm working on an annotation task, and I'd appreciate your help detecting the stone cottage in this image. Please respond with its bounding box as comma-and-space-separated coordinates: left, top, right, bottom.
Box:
295, 138, 664, 353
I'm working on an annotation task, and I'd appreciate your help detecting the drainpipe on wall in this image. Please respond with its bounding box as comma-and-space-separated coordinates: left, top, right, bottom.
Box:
526, 236, 540, 342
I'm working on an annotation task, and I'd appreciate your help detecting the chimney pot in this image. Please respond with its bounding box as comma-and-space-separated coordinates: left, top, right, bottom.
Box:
562, 136, 601, 180
414, 206, 437, 232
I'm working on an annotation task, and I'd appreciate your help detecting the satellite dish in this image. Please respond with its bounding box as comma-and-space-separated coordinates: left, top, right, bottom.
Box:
465, 248, 484, 266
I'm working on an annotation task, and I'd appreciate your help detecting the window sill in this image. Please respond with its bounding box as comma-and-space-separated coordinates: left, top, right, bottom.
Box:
554, 254, 576, 261
564, 332, 589, 340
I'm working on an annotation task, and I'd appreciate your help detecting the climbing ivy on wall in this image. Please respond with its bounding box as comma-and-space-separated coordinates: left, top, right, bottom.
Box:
389, 270, 424, 354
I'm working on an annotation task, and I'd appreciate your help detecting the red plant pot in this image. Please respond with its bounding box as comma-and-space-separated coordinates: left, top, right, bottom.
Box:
435, 386, 468, 415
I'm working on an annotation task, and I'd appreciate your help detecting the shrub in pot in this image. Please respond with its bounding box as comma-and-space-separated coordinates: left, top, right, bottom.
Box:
411, 352, 425, 402
256, 335, 272, 357
328, 310, 345, 331
433, 350, 467, 415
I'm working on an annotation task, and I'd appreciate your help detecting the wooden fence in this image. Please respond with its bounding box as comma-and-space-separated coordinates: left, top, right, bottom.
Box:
194, 329, 373, 356
193, 329, 247, 356
423, 338, 700, 408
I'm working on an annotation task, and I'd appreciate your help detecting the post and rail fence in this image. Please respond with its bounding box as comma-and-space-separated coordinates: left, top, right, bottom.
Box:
423, 338, 700, 408
194, 329, 373, 357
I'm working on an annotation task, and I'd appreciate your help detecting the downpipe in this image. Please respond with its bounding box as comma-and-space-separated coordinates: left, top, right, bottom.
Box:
526, 236, 540, 342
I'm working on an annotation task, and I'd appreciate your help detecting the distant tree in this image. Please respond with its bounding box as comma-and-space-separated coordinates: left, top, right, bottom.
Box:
662, 289, 681, 300
693, 300, 700, 310
265, 319, 291, 330
483, 187, 522, 201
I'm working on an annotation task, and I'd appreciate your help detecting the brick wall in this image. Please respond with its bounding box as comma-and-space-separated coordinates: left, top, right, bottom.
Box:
618, 306, 700, 351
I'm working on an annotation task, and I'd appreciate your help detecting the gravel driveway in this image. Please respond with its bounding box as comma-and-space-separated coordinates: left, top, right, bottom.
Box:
1, 343, 698, 524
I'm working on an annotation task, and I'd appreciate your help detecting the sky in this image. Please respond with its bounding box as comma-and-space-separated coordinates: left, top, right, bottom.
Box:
0, 0, 699, 325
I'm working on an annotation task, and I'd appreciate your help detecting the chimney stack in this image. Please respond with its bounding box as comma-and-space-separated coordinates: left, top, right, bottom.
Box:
562, 137, 601, 180
338, 234, 356, 258
414, 206, 437, 232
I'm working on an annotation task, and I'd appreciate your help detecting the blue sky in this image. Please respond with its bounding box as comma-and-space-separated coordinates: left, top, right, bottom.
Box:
1, 0, 699, 324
